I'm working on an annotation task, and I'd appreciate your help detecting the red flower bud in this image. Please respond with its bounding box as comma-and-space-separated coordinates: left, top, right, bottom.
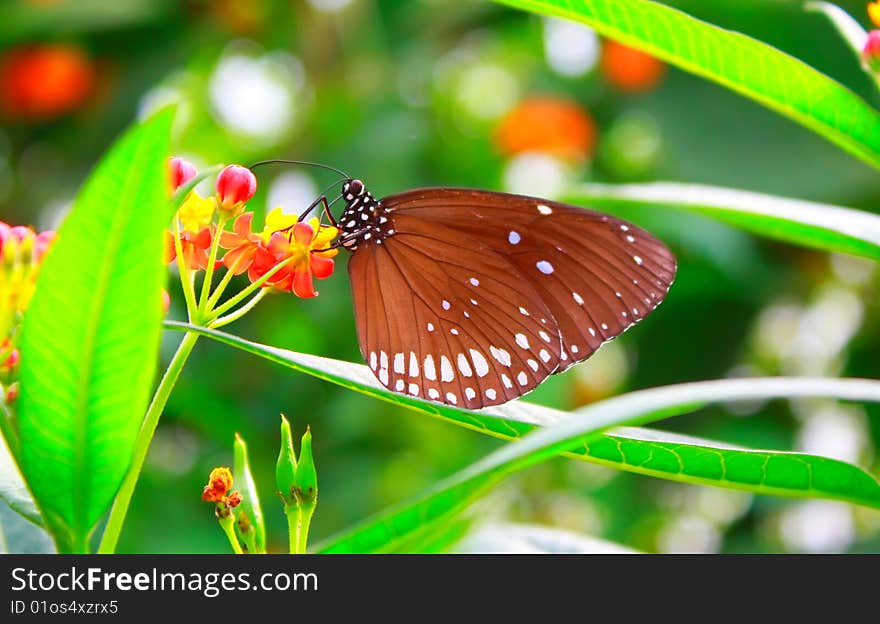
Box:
226, 491, 242, 508
216, 165, 257, 214
864, 31, 880, 72
169, 157, 197, 192
5, 383, 18, 403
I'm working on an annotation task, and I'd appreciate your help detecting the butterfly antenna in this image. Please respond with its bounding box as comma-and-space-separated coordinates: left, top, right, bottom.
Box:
249, 159, 351, 180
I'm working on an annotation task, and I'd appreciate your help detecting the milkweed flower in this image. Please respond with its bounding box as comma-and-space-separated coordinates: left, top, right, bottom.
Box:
216, 165, 257, 216
165, 227, 213, 271
219, 212, 262, 274
201, 466, 240, 507
249, 218, 338, 298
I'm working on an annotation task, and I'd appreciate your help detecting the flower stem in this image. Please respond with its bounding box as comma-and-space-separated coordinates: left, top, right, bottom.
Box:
97, 331, 200, 553
207, 256, 295, 320
219, 512, 244, 554
198, 217, 227, 312
296, 503, 316, 554
209, 289, 268, 329
173, 219, 198, 320
285, 506, 298, 554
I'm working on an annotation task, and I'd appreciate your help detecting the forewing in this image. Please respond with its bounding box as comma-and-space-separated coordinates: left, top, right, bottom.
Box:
384, 188, 676, 370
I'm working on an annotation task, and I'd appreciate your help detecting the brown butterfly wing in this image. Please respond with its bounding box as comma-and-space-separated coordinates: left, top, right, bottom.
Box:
383, 188, 677, 372
347, 216, 564, 409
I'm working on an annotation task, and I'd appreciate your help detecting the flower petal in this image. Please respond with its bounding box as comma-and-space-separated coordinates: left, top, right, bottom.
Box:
310, 253, 334, 279
292, 267, 317, 298
292, 222, 314, 246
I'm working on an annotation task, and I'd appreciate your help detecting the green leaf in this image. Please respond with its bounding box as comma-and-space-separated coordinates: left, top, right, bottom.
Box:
455, 523, 640, 554
165, 324, 880, 527
318, 374, 880, 553
18, 109, 175, 552
493, 0, 880, 169
233, 434, 266, 553
564, 182, 880, 261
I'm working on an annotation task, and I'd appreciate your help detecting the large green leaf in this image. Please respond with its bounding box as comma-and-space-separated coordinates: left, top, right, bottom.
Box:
493, 0, 880, 169
454, 523, 640, 554
18, 109, 174, 552
564, 182, 880, 261
318, 374, 880, 553
0, 426, 41, 527
167, 324, 880, 520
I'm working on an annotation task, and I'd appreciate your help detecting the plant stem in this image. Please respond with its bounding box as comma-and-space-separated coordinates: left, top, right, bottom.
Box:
97, 331, 200, 553
296, 503, 316, 554
198, 217, 227, 312
219, 513, 244, 554
207, 257, 294, 320
285, 506, 298, 554
210, 289, 268, 329
173, 219, 198, 319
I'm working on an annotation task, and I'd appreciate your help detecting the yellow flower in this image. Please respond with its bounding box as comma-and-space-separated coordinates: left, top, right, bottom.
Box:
259, 207, 298, 243
870, 2, 880, 28
178, 192, 215, 233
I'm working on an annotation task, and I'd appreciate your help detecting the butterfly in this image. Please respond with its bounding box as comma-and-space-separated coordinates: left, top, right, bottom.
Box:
256, 161, 677, 410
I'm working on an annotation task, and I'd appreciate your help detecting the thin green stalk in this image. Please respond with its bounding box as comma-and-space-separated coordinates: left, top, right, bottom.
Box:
210, 289, 268, 329
207, 256, 295, 320
296, 504, 316, 554
173, 219, 198, 319
198, 217, 227, 311
285, 507, 297, 554
206, 257, 241, 310
98, 331, 200, 553
219, 512, 244, 554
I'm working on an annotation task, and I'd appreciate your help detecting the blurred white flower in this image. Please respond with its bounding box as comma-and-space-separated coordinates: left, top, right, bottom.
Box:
543, 17, 600, 77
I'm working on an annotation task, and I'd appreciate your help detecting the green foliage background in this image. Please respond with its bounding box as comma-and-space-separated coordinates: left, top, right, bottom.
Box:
2, 0, 880, 553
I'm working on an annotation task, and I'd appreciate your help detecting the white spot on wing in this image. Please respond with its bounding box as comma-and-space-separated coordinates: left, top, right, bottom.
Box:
536, 260, 554, 274
395, 379, 405, 391
469, 349, 489, 377
409, 352, 419, 377
393, 353, 405, 374
515, 333, 530, 349
370, 352, 377, 370
537, 204, 553, 215
486, 389, 497, 400
508, 231, 521, 245
573, 292, 584, 305
408, 383, 419, 396
428, 388, 440, 400
490, 346, 511, 367
424, 355, 436, 380
527, 359, 539, 372
440, 356, 454, 382
539, 349, 551, 363
519, 307, 529, 316
380, 351, 388, 369
457, 353, 473, 377
633, 255, 643, 266
469, 277, 480, 286
427, 322, 435, 332
517, 371, 528, 386
501, 374, 513, 389
465, 387, 476, 400
441, 300, 451, 311
539, 330, 551, 343
446, 392, 458, 405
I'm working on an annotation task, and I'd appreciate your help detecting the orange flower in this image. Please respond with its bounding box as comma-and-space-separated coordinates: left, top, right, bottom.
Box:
495, 97, 596, 160
165, 227, 213, 271
249, 219, 337, 298
219, 212, 261, 274
600, 40, 665, 92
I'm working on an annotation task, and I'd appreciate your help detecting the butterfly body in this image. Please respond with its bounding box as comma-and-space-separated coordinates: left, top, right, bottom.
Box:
336, 180, 676, 410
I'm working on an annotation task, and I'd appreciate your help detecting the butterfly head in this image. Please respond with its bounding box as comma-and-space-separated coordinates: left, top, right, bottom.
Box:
338, 178, 394, 251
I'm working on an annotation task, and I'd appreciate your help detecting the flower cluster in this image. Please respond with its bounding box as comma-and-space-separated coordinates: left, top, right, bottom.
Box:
167, 159, 339, 321
1, 222, 56, 401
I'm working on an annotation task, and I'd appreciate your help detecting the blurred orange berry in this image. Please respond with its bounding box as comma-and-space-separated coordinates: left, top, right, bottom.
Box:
0, 44, 96, 121
495, 97, 596, 160
600, 40, 665, 93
